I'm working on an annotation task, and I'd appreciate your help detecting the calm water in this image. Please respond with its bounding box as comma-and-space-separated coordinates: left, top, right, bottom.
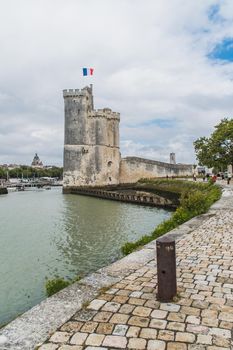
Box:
0, 188, 171, 326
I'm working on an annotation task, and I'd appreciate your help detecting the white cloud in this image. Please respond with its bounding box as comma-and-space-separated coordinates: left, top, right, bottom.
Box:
0, 0, 233, 165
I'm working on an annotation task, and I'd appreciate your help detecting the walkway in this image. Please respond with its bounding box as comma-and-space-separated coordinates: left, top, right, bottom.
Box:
37, 186, 233, 350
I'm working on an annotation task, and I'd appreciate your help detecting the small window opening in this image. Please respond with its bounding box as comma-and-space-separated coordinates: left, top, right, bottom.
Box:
108, 161, 113, 167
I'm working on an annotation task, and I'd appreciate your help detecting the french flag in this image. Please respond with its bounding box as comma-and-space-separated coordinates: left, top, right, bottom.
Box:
83, 68, 94, 76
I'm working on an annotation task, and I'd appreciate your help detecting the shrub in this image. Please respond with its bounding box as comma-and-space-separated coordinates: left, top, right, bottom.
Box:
121, 180, 221, 256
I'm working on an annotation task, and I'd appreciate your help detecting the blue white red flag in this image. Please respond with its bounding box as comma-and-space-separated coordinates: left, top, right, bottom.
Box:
83, 68, 94, 76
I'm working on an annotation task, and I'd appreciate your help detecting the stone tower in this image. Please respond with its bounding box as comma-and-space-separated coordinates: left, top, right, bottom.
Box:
63, 85, 120, 188
170, 153, 176, 164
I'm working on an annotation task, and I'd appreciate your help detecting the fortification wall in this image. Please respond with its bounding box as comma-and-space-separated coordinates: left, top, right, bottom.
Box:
119, 157, 193, 183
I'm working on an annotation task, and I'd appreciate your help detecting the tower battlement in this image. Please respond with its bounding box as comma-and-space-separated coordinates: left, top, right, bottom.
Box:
63, 85, 93, 98
89, 109, 120, 121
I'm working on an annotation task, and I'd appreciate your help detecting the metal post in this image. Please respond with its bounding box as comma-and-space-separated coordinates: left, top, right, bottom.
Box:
156, 236, 177, 302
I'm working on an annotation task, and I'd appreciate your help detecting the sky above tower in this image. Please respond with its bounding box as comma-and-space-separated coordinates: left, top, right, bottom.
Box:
0, 0, 233, 165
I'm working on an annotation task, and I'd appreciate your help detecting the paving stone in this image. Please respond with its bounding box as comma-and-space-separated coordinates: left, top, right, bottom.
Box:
112, 295, 129, 304
85, 347, 107, 350
50, 332, 71, 343
58, 345, 83, 350
109, 313, 130, 324
147, 340, 166, 350
140, 327, 157, 339
186, 316, 200, 325
74, 309, 97, 322
93, 311, 113, 322
126, 326, 141, 337
191, 300, 209, 309
116, 289, 131, 296
38, 345, 58, 350
218, 311, 233, 322
128, 337, 147, 349
167, 343, 187, 350
212, 335, 231, 348
167, 312, 186, 322
208, 327, 231, 338
81, 321, 98, 333
60, 321, 83, 332
112, 324, 128, 336
102, 335, 127, 348
201, 310, 218, 318
167, 321, 185, 331
160, 303, 180, 312
158, 330, 175, 341
98, 294, 114, 302
106, 288, 119, 294
132, 306, 152, 317
144, 300, 160, 308
186, 324, 209, 335
87, 299, 107, 311
85, 334, 105, 346
197, 335, 213, 345
149, 319, 167, 329
128, 315, 149, 327
201, 317, 219, 327
206, 347, 231, 350
176, 332, 195, 343
119, 303, 135, 314
129, 291, 143, 298
151, 310, 168, 319
96, 322, 114, 334
180, 306, 200, 316
70, 332, 88, 345
101, 301, 121, 312
219, 320, 233, 329
187, 345, 206, 350
128, 297, 145, 306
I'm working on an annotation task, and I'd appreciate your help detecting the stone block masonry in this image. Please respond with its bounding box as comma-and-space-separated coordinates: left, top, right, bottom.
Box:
63, 86, 193, 189
119, 157, 193, 184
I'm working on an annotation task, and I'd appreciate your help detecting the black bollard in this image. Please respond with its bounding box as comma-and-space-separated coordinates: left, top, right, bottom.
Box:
156, 236, 177, 302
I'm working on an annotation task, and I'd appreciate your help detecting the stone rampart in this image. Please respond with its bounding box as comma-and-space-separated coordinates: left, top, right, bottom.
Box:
119, 157, 193, 183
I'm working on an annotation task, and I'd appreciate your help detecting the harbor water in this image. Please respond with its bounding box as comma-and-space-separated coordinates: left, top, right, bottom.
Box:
0, 187, 171, 327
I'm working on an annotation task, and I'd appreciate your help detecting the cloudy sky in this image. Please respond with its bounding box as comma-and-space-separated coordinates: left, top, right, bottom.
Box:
0, 0, 233, 166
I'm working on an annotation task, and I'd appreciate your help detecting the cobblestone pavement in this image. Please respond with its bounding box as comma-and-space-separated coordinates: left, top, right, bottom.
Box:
38, 189, 233, 350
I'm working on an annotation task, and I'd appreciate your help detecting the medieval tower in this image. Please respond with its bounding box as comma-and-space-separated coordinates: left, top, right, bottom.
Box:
63, 85, 120, 188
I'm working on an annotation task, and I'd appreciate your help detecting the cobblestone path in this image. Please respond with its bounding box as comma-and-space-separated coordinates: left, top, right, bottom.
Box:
39, 189, 233, 350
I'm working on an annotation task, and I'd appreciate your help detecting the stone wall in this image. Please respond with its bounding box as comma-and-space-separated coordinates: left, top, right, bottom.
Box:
119, 157, 193, 183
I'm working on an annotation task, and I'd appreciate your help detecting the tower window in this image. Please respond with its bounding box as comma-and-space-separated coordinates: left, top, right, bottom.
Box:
107, 161, 112, 167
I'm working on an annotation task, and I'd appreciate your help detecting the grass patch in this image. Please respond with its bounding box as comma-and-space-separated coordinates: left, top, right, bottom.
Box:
45, 275, 81, 297
121, 180, 221, 256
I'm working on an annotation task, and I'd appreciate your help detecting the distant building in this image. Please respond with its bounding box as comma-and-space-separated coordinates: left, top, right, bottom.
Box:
170, 153, 176, 164
31, 153, 43, 168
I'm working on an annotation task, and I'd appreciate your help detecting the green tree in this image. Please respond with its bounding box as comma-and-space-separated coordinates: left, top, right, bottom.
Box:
194, 118, 233, 171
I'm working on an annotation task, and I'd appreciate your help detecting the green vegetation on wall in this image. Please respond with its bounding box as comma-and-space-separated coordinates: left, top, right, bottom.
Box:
45, 275, 81, 297
121, 179, 221, 256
